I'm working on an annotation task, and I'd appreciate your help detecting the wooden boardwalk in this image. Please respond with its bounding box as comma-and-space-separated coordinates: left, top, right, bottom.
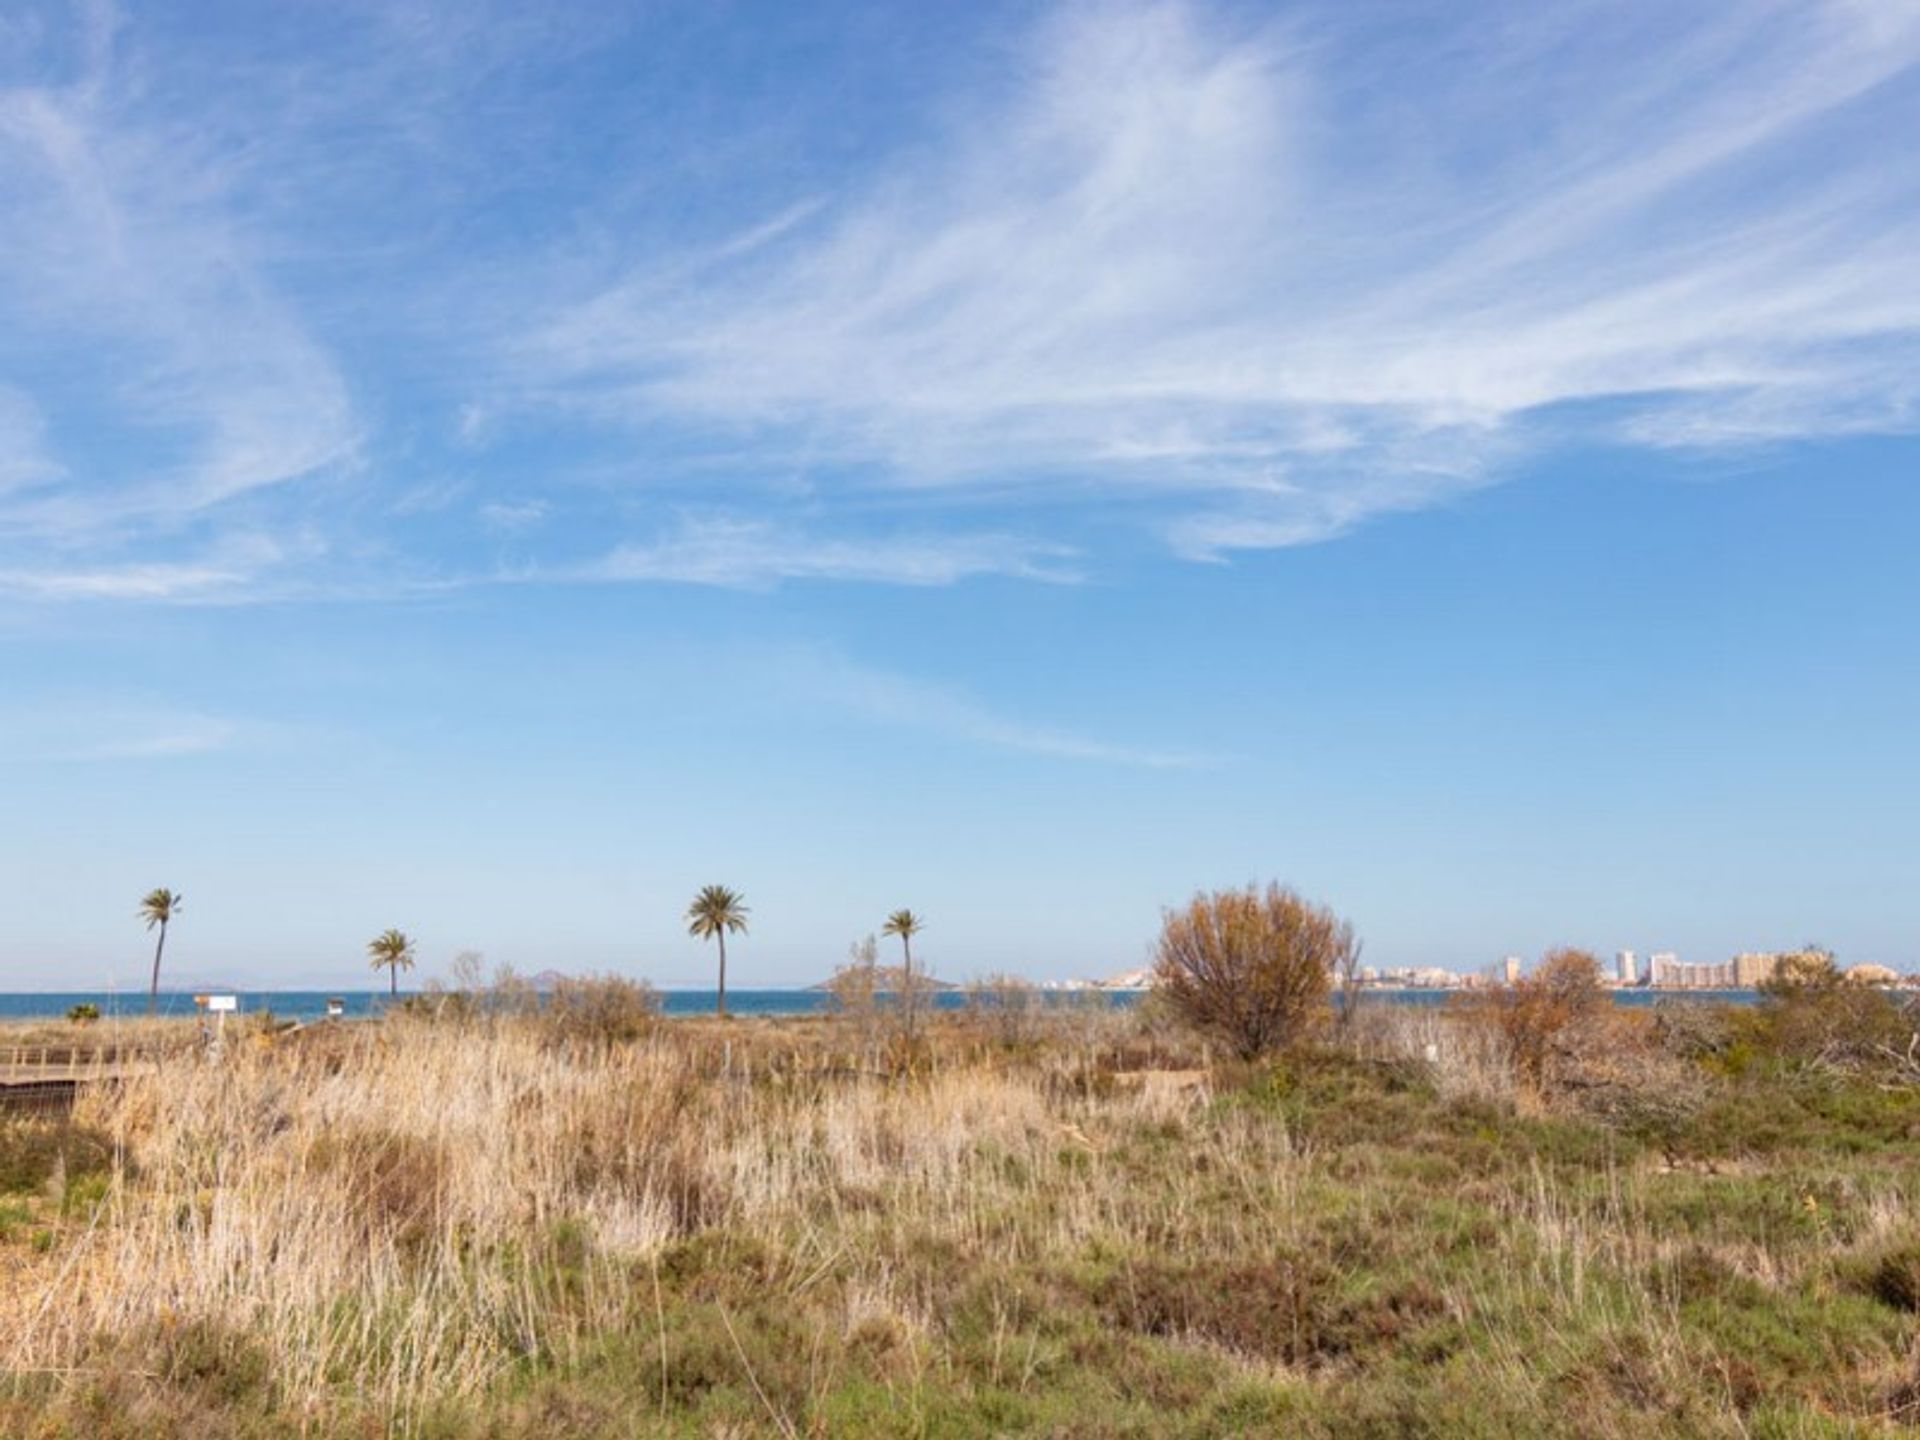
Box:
0, 1046, 156, 1114
1, 1043, 156, 1077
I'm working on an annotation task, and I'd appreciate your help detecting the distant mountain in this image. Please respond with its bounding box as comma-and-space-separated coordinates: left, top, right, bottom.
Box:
152, 976, 250, 994
807, 965, 959, 992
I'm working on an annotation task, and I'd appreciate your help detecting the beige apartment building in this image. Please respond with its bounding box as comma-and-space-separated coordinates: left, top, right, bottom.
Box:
1732, 951, 1781, 987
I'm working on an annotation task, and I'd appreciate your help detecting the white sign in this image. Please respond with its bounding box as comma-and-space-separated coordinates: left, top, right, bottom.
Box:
197, 994, 238, 1013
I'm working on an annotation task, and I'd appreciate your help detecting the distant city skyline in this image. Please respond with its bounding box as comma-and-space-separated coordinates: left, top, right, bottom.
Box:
3, 1, 1918, 987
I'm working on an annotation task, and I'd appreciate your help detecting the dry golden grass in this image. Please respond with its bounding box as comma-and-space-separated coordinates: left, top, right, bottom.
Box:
1, 997, 1917, 1437
2, 1011, 1234, 1414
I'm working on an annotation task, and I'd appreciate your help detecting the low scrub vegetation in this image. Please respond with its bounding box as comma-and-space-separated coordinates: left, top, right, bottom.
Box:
1, 979, 1918, 1437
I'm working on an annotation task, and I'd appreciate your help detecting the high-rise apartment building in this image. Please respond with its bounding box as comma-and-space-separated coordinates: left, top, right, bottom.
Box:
1647, 952, 1751, 988
1733, 952, 1781, 988
1616, 950, 1639, 985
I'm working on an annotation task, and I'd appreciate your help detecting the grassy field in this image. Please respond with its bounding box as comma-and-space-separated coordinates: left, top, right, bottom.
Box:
1, 989, 1918, 1437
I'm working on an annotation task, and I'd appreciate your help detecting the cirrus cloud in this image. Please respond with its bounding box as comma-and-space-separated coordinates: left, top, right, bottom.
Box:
527, 0, 1920, 556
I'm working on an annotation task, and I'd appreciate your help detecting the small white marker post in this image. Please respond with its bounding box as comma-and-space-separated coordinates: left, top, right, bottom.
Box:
195, 993, 238, 1054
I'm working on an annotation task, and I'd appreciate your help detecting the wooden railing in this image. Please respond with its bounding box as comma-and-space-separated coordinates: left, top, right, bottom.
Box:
0, 1042, 165, 1071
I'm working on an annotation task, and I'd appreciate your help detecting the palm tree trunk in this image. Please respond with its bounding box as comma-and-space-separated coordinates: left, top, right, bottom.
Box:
148, 923, 168, 1016
902, 933, 915, 1044
390, 964, 397, 998
717, 932, 728, 1018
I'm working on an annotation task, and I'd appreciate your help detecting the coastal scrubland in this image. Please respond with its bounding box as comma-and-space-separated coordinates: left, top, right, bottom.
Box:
2, 977, 1919, 1438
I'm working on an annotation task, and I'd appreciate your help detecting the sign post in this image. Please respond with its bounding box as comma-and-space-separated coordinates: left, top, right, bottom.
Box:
194, 993, 238, 1051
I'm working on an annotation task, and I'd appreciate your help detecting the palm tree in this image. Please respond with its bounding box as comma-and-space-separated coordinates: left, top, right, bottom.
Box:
686, 885, 749, 1017
882, 909, 924, 977
139, 888, 182, 1016
367, 928, 416, 999
883, 908, 926, 1041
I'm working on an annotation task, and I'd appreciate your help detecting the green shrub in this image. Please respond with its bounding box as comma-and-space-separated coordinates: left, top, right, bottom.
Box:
0, 1197, 31, 1240
1751, 951, 1920, 1081
129, 1316, 272, 1405
1869, 1245, 1920, 1313
0, 1120, 116, 1195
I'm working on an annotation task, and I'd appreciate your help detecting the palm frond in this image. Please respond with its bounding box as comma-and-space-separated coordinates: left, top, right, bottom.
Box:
139, 888, 181, 928
685, 884, 749, 938
367, 928, 416, 968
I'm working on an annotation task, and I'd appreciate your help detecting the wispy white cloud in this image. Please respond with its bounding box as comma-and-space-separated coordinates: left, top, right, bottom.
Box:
478, 498, 549, 531
0, 8, 356, 547
0, 562, 251, 602
577, 515, 1079, 589
710, 198, 825, 264
528, 0, 1920, 557
4, 0, 1918, 609
0, 386, 59, 495
0, 703, 236, 762
0, 532, 310, 603
764, 645, 1206, 769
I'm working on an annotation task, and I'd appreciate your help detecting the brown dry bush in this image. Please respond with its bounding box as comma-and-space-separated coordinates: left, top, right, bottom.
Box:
1459, 950, 1706, 1129
1650, 1001, 1736, 1063
1555, 1024, 1707, 1135
965, 972, 1042, 1048
823, 937, 884, 1047
535, 975, 660, 1051
1485, 948, 1608, 1086
1153, 883, 1353, 1059
823, 936, 946, 1074
1099, 1254, 1447, 1368
305, 1127, 451, 1250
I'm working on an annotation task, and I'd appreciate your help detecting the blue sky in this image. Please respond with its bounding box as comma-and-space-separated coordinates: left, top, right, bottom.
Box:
1, 0, 1917, 988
